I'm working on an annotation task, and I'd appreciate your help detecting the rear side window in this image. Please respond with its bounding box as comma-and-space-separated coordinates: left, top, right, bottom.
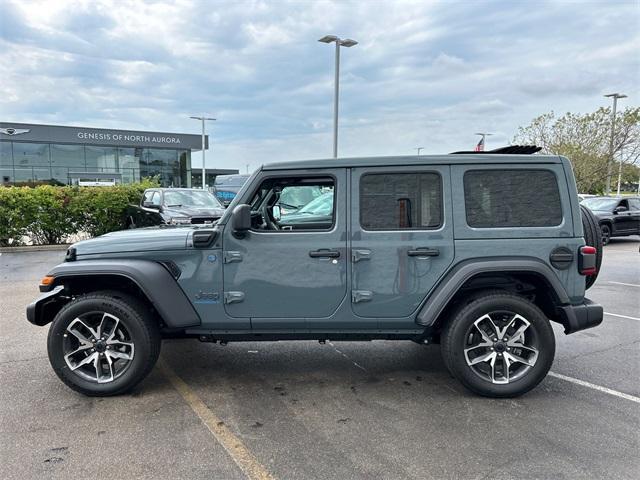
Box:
464, 169, 562, 228
360, 173, 442, 230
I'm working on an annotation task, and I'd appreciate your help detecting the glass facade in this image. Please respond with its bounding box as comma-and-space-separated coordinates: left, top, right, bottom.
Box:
0, 141, 192, 187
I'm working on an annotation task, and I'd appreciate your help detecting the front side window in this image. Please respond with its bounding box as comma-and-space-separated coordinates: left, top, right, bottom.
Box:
248, 176, 335, 231
464, 169, 562, 228
360, 172, 442, 230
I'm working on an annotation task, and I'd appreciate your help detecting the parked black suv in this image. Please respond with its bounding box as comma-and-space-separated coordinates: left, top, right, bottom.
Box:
125, 188, 225, 228
581, 196, 640, 244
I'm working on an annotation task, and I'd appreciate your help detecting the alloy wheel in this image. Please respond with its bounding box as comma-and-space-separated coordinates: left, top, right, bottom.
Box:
463, 311, 539, 384
63, 312, 135, 383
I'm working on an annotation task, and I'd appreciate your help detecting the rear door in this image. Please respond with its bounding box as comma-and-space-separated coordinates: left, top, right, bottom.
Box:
350, 166, 454, 327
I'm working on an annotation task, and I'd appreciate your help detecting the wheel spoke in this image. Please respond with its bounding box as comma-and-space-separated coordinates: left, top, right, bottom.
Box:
106, 350, 133, 361
472, 315, 497, 343
67, 318, 98, 344
100, 313, 120, 341
64, 344, 93, 363
69, 352, 98, 371
506, 321, 530, 345
504, 350, 537, 367
467, 351, 496, 366
500, 314, 527, 340
97, 354, 115, 383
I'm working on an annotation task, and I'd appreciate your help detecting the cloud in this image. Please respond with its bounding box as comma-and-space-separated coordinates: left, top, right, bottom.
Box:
0, 0, 638, 172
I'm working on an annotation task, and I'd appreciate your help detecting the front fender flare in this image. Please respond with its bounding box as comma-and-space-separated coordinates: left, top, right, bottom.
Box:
415, 257, 571, 327
37, 259, 201, 328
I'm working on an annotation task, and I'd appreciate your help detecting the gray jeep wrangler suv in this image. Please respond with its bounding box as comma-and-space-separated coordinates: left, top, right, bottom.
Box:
27, 150, 604, 398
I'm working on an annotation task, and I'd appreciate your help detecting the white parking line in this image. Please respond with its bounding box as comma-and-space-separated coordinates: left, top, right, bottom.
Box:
609, 281, 640, 288
548, 372, 640, 404
605, 312, 640, 322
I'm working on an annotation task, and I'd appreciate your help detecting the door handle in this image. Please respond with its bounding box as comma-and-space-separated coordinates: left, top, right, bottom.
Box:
309, 249, 340, 258
407, 247, 439, 257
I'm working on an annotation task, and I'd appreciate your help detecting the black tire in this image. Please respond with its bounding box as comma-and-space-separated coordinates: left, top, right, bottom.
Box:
441, 291, 555, 398
600, 223, 611, 246
580, 204, 603, 289
47, 291, 161, 396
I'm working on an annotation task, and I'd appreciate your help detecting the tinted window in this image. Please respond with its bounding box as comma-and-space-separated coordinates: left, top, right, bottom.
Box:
360, 173, 442, 230
464, 169, 562, 228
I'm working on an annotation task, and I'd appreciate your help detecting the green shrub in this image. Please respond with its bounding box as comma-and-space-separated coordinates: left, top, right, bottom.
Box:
0, 179, 159, 245
0, 187, 34, 246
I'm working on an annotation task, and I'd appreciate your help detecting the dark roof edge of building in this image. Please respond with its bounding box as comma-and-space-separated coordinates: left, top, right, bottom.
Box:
0, 121, 202, 138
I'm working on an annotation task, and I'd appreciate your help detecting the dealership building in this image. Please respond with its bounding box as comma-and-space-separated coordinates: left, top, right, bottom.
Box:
0, 122, 237, 187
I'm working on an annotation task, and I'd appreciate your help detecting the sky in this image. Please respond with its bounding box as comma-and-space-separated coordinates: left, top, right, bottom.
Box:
1, 0, 639, 172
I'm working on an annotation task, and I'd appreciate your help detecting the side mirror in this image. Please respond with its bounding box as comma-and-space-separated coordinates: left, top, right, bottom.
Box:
272, 205, 281, 221
614, 206, 627, 214
143, 201, 159, 209
231, 204, 251, 237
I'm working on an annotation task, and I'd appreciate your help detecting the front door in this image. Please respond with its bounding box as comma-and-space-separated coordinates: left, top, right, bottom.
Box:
350, 166, 454, 327
222, 169, 347, 328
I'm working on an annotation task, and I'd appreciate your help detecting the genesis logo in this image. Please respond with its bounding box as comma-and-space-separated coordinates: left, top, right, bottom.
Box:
0, 127, 31, 136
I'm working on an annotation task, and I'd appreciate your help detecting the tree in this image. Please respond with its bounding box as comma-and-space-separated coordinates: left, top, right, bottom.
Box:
514, 107, 640, 193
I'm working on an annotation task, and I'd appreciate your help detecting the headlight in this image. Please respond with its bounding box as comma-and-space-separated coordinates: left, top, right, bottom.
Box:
169, 216, 191, 225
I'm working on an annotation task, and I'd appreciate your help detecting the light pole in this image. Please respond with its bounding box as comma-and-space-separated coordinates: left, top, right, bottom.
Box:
318, 35, 358, 158
474, 132, 493, 151
415, 147, 424, 156
190, 115, 216, 189
604, 93, 626, 195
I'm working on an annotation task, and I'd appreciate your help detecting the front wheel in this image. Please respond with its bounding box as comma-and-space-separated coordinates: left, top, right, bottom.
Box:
47, 291, 161, 396
441, 292, 555, 398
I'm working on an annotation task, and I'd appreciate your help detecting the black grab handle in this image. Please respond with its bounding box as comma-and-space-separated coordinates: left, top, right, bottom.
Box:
407, 248, 439, 257
309, 249, 341, 258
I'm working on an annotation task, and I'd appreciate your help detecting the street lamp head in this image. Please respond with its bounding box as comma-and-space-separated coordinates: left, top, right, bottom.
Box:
475, 132, 493, 136
604, 93, 628, 99
318, 35, 339, 43
340, 38, 358, 47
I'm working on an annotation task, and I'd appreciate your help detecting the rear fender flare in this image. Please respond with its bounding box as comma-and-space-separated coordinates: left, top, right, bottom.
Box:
415, 257, 571, 327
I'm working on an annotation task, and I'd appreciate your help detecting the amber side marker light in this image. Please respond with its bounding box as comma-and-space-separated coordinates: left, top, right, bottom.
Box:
40, 276, 55, 286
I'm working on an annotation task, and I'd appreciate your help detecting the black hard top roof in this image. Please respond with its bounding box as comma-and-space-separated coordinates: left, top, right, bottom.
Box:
263, 153, 562, 171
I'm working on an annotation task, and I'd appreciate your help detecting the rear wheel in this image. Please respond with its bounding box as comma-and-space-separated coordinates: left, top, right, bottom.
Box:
441, 292, 555, 398
47, 291, 160, 396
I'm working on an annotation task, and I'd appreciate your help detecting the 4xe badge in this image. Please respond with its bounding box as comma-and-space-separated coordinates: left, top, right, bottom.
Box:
0, 127, 31, 136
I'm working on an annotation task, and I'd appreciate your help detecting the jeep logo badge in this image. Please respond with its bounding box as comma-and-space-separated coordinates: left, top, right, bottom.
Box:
0, 127, 31, 136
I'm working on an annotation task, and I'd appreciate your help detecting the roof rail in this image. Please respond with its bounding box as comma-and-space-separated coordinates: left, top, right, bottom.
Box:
450, 145, 542, 155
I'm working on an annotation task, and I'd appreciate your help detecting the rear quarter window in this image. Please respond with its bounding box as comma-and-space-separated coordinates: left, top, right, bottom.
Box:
464, 169, 562, 228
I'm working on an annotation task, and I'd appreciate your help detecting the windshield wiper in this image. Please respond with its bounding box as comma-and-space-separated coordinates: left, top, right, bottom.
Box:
166, 204, 183, 207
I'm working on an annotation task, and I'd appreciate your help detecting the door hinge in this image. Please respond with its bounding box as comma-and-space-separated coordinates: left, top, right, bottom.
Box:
224, 251, 243, 264
224, 291, 245, 304
352, 249, 372, 263
352, 290, 373, 303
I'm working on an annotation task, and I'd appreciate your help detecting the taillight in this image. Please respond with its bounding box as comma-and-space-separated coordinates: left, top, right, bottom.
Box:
579, 246, 597, 275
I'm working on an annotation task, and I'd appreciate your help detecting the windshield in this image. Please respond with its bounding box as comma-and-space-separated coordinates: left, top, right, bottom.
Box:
291, 192, 334, 215
214, 175, 250, 187
163, 190, 222, 208
582, 197, 618, 211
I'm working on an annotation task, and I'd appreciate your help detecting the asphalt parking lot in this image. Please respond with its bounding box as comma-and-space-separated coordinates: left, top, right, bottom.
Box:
1, 239, 638, 480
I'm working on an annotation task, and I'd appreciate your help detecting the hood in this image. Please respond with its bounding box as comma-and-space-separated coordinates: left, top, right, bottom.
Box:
72, 227, 192, 256
163, 206, 225, 218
